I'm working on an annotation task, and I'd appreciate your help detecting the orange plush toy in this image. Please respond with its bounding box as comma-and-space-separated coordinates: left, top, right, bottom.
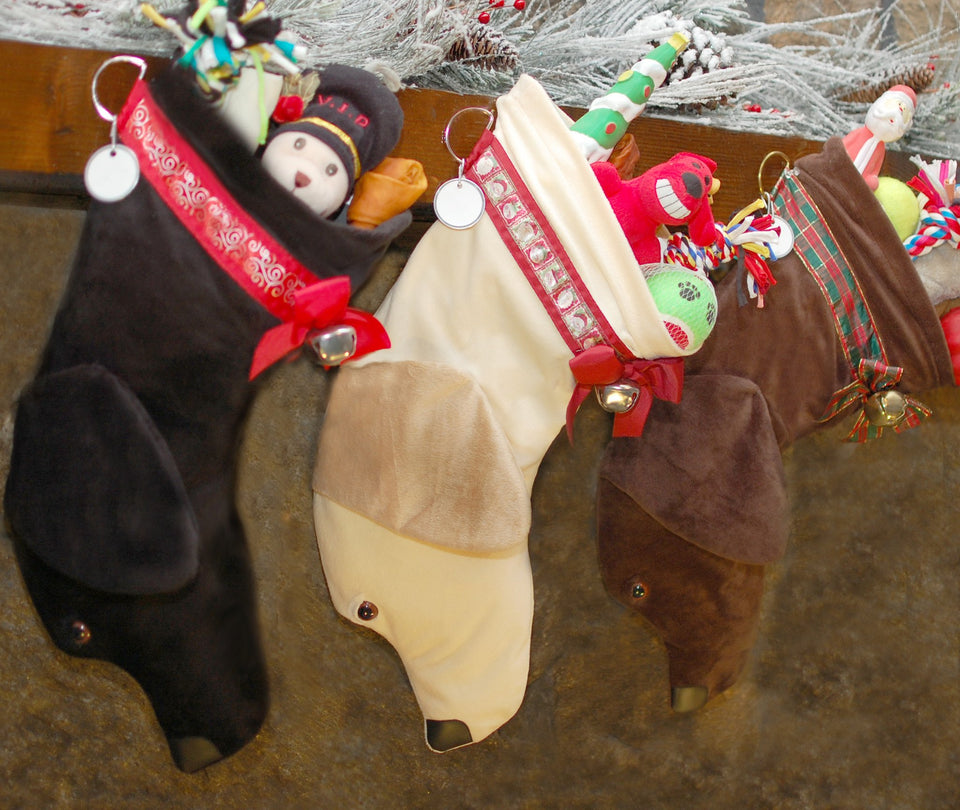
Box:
592, 152, 720, 265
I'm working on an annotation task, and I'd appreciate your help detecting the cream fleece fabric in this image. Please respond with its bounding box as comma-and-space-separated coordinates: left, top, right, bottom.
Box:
313, 75, 686, 749
314, 496, 533, 751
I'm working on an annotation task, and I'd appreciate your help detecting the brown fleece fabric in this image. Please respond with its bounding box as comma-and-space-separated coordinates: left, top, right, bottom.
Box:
597, 137, 956, 707
601, 373, 788, 565
597, 479, 765, 702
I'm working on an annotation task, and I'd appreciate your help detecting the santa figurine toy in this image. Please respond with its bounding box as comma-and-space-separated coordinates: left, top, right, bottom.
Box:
842, 84, 916, 190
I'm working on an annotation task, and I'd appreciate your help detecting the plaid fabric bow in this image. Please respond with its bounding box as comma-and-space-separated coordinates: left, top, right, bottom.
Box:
249, 276, 389, 379
820, 358, 931, 442
566, 345, 684, 442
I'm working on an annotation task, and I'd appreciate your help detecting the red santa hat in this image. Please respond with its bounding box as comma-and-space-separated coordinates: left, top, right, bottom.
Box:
882, 84, 917, 112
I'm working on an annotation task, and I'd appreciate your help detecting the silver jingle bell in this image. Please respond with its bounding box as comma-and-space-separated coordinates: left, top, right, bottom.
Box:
862, 389, 908, 427
595, 381, 640, 414
307, 324, 357, 366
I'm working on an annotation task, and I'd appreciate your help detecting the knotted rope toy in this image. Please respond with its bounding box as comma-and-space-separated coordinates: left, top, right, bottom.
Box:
904, 156, 960, 257
664, 197, 787, 307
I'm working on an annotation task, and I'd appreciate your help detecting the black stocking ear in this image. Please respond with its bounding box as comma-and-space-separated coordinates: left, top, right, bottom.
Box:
4, 364, 200, 595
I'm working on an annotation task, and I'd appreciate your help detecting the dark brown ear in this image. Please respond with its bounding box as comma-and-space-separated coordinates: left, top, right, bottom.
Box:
5, 363, 200, 595
599, 372, 788, 565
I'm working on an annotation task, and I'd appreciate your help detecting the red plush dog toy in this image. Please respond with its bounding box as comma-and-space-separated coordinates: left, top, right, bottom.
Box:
592, 152, 720, 264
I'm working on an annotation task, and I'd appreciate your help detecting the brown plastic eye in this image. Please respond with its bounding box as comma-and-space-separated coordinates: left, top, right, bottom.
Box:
629, 580, 648, 601
294, 137, 306, 150
69, 620, 92, 646
325, 163, 339, 176
357, 601, 378, 621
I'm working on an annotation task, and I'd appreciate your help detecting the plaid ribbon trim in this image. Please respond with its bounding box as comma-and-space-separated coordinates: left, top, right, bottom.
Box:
464, 130, 631, 359
770, 171, 930, 441
771, 171, 883, 367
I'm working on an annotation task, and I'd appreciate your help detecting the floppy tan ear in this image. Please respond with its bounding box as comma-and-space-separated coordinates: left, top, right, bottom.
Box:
5, 364, 200, 595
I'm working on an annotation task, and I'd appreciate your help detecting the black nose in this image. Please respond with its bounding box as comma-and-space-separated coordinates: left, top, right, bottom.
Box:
425, 719, 473, 752
681, 171, 705, 198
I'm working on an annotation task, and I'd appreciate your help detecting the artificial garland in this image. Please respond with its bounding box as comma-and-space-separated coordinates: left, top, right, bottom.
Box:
4, 0, 960, 155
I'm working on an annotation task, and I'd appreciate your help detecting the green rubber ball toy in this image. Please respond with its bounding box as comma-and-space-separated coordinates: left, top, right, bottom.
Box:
642, 264, 718, 354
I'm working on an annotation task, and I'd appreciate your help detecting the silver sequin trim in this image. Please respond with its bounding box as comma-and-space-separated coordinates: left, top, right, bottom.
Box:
472, 146, 603, 350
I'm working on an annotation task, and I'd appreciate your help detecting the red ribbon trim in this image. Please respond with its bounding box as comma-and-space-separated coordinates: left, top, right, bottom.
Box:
118, 79, 320, 322
249, 276, 390, 378
464, 130, 632, 359
566, 345, 684, 441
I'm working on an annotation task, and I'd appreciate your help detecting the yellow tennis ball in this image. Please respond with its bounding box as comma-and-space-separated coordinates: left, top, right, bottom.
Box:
874, 176, 921, 241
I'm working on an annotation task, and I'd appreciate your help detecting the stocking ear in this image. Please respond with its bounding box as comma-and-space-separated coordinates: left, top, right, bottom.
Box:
599, 373, 787, 565
687, 197, 718, 247
5, 364, 200, 595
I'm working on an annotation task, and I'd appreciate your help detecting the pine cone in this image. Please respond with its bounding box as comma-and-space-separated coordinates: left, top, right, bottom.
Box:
658, 21, 736, 111
445, 20, 520, 73
664, 23, 734, 85
840, 63, 936, 104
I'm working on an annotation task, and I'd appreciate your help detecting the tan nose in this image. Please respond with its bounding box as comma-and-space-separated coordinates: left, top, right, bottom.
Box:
295, 171, 311, 188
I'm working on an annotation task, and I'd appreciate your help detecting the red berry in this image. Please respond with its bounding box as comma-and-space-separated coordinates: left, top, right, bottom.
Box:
478, 10, 490, 23
514, 0, 525, 8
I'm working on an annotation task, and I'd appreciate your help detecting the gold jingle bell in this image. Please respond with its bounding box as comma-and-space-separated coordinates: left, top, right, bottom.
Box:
595, 381, 640, 414
308, 324, 357, 366
862, 389, 908, 427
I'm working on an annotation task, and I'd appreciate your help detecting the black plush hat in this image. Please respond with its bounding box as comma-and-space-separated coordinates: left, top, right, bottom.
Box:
271, 64, 404, 190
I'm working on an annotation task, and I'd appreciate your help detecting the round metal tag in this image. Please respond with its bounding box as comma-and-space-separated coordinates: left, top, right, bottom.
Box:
433, 178, 485, 230
84, 144, 140, 203
767, 214, 795, 260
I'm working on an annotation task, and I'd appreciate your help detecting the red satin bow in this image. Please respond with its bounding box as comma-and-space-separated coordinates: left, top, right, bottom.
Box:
566, 345, 684, 442
249, 276, 390, 379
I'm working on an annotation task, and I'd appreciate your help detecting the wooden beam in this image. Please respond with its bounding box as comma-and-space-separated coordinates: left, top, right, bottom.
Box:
0, 39, 918, 220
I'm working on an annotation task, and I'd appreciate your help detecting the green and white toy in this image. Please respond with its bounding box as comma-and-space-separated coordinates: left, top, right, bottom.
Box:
569, 32, 689, 163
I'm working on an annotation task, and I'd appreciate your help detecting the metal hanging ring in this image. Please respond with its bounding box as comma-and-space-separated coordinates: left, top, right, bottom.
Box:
757, 150, 792, 198
442, 106, 495, 166
91, 55, 148, 124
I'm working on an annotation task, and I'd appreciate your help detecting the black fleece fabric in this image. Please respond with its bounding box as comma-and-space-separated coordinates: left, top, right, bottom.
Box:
4, 65, 409, 772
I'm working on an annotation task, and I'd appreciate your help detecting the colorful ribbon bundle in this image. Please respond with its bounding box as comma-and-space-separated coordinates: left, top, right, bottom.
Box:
904, 156, 960, 257
142, 1, 304, 90
664, 198, 784, 306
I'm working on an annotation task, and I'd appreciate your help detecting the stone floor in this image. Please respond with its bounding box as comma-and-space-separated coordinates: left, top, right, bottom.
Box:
1, 193, 958, 809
